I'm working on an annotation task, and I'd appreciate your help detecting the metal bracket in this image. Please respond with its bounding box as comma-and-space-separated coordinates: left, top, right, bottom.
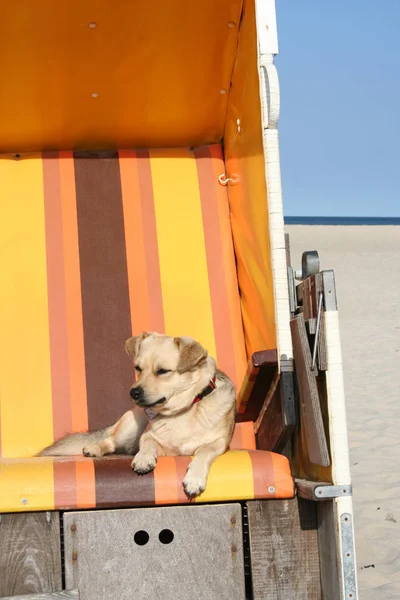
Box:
314, 484, 352, 499
296, 479, 352, 500
322, 270, 338, 311
341, 513, 357, 599
311, 291, 323, 371
287, 266, 297, 315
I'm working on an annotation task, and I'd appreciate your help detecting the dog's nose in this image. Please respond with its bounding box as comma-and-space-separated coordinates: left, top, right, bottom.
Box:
130, 386, 144, 402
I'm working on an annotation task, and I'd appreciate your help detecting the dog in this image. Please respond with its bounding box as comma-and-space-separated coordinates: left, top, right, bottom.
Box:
39, 332, 236, 498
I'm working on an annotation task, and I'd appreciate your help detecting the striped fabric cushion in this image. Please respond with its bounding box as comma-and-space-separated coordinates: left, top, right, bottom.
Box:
0, 449, 294, 513
0, 145, 248, 458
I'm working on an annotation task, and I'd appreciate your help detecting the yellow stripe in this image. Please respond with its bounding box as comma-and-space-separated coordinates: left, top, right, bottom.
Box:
196, 450, 254, 502
150, 149, 216, 356
0, 458, 54, 512
0, 156, 54, 457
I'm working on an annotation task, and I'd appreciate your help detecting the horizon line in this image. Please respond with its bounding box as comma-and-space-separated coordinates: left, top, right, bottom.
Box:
284, 216, 400, 225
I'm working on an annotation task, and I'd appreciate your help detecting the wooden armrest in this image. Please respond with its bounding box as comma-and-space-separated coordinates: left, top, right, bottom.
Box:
236, 350, 278, 421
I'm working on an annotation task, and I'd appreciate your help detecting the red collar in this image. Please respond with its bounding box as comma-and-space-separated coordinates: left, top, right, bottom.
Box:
144, 376, 217, 420
192, 376, 217, 404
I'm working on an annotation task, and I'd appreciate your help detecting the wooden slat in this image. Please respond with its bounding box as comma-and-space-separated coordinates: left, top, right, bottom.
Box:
236, 350, 278, 423
290, 313, 330, 466
251, 350, 278, 369
0, 513, 62, 598
295, 478, 330, 500
318, 501, 341, 600
256, 372, 296, 452
64, 505, 245, 600
247, 499, 321, 600
296, 274, 327, 370
1, 591, 78, 600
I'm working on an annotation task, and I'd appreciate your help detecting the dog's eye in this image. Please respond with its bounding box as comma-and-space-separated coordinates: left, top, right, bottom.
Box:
135, 366, 142, 373
156, 368, 170, 376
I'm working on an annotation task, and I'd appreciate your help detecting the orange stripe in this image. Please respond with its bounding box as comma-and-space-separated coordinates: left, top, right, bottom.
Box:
59, 151, 88, 433
136, 150, 165, 333
43, 153, 72, 440
54, 459, 77, 509
238, 422, 256, 450
237, 361, 259, 414
210, 144, 247, 386
194, 146, 237, 384
271, 452, 295, 499
230, 422, 256, 450
75, 458, 96, 508
119, 150, 151, 333
154, 457, 179, 504
230, 424, 243, 450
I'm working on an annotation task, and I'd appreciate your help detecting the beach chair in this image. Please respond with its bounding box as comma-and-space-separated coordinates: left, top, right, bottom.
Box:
0, 0, 358, 598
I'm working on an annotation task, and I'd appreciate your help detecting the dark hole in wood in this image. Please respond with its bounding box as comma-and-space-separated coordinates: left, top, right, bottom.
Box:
159, 529, 174, 544
134, 530, 149, 546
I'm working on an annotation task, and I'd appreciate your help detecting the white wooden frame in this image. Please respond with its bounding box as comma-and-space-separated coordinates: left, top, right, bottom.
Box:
255, 2, 359, 598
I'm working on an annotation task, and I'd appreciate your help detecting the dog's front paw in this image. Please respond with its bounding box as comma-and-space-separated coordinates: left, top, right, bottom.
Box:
82, 444, 104, 457
182, 469, 206, 499
131, 454, 157, 475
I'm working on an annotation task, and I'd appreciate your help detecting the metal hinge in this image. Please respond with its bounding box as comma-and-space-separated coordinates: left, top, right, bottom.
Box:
296, 479, 352, 500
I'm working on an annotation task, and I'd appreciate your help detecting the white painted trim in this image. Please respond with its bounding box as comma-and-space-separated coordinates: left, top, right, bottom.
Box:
258, 55, 293, 372
324, 310, 352, 485
259, 56, 280, 129
256, 0, 279, 55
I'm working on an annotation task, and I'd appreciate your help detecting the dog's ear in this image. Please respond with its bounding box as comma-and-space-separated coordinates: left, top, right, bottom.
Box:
175, 337, 208, 374
125, 332, 150, 360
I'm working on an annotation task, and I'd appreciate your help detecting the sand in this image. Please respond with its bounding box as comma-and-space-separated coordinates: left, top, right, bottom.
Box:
287, 225, 400, 599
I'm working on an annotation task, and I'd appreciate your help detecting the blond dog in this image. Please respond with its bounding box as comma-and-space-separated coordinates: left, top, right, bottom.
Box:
39, 333, 236, 497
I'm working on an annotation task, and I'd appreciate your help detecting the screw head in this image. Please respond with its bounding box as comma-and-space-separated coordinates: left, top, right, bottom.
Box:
21, 498, 28, 505
268, 486, 275, 493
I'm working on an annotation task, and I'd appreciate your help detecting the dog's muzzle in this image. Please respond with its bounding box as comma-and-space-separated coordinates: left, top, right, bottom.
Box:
130, 386, 144, 402
130, 386, 167, 407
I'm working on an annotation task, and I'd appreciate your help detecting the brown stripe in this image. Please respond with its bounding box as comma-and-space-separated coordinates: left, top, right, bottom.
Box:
74, 154, 133, 429
42, 152, 72, 440
136, 150, 165, 333
53, 459, 77, 509
271, 453, 295, 499
94, 457, 156, 507
194, 146, 236, 383
248, 450, 277, 499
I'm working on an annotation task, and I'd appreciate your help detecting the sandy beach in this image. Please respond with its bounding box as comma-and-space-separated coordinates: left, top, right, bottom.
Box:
287, 225, 400, 599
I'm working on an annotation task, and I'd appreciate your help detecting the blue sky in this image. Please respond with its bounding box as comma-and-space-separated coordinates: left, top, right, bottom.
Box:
276, 1, 400, 217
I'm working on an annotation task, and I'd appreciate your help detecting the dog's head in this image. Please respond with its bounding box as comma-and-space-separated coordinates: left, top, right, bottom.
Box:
125, 333, 213, 415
